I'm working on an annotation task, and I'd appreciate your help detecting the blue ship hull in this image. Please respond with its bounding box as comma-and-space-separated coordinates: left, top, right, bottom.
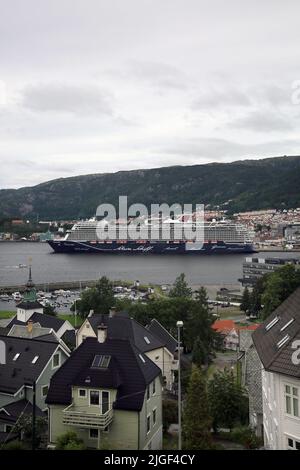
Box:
47, 240, 256, 254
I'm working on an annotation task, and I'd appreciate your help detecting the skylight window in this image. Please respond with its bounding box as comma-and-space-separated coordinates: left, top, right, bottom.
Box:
144, 336, 150, 345
280, 318, 294, 332
32, 356, 39, 364
265, 316, 279, 331
277, 334, 290, 349
13, 353, 20, 361
91, 355, 111, 369
139, 354, 146, 363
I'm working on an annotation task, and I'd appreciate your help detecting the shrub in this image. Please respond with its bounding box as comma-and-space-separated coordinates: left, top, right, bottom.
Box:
231, 426, 263, 449
2, 440, 27, 450
56, 431, 86, 450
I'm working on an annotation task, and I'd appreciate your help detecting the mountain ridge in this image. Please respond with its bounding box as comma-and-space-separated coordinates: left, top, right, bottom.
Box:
1, 155, 300, 219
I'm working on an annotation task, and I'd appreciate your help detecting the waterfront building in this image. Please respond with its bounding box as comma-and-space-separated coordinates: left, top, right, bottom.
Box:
240, 257, 300, 286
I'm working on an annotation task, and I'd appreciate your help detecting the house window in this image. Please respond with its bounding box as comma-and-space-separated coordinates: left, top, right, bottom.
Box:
52, 353, 60, 369
147, 385, 150, 401
147, 415, 151, 434
285, 385, 299, 417
90, 390, 100, 405
153, 408, 157, 425
152, 380, 156, 395
78, 389, 87, 398
4, 425, 13, 433
41, 385, 49, 398
89, 428, 99, 439
287, 436, 300, 450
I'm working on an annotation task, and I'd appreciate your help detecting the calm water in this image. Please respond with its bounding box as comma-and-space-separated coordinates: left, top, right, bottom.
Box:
0, 242, 299, 287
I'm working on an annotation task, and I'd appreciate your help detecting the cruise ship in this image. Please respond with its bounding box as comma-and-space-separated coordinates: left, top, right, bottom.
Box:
47, 218, 256, 254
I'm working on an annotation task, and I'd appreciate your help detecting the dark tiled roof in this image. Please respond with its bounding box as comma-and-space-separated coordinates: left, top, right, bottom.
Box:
87, 313, 164, 352
61, 329, 76, 350
0, 399, 44, 424
0, 334, 58, 394
16, 301, 43, 310
253, 287, 300, 378
6, 312, 67, 333
46, 337, 161, 411
147, 319, 177, 354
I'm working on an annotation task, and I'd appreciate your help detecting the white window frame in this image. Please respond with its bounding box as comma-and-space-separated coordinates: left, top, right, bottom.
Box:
52, 352, 60, 369
286, 435, 300, 450
89, 390, 100, 406
89, 428, 99, 440
284, 383, 299, 419
41, 384, 49, 398
78, 388, 87, 398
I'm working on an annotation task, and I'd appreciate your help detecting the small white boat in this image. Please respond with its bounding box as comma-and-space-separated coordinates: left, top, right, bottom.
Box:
12, 291, 23, 301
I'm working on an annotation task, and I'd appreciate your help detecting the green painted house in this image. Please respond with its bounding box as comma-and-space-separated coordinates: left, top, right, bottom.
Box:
46, 326, 163, 450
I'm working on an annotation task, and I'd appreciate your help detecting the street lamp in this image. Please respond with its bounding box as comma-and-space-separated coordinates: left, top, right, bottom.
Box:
176, 320, 183, 450
74, 298, 80, 328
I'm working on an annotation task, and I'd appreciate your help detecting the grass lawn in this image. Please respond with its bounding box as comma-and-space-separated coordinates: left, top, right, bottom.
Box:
214, 306, 243, 318
0, 311, 15, 319
57, 314, 84, 328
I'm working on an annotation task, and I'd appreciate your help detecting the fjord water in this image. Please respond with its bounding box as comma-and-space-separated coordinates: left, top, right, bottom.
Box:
0, 242, 299, 288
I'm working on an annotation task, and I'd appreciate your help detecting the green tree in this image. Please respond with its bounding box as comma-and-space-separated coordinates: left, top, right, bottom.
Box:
192, 336, 208, 367
162, 399, 178, 432
208, 369, 248, 432
261, 265, 300, 319
183, 365, 213, 449
169, 273, 192, 298
240, 287, 250, 314
43, 305, 57, 316
184, 295, 216, 361
194, 286, 209, 305
14, 415, 48, 448
249, 284, 262, 317
74, 276, 115, 318
56, 431, 86, 450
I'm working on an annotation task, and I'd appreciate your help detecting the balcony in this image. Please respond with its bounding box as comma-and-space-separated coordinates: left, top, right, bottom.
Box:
62, 404, 114, 429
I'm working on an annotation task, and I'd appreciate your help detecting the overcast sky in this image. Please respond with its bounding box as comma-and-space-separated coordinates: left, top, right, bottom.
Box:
1, 0, 300, 188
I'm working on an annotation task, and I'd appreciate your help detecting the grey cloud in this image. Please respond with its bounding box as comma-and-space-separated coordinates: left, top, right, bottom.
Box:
161, 137, 300, 160
191, 84, 291, 112
21, 83, 114, 116
230, 110, 294, 132
126, 61, 188, 91
192, 88, 252, 110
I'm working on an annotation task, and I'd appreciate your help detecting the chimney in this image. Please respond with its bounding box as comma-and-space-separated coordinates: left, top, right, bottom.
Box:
27, 320, 33, 335
88, 310, 94, 318
97, 323, 107, 343
109, 307, 117, 318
